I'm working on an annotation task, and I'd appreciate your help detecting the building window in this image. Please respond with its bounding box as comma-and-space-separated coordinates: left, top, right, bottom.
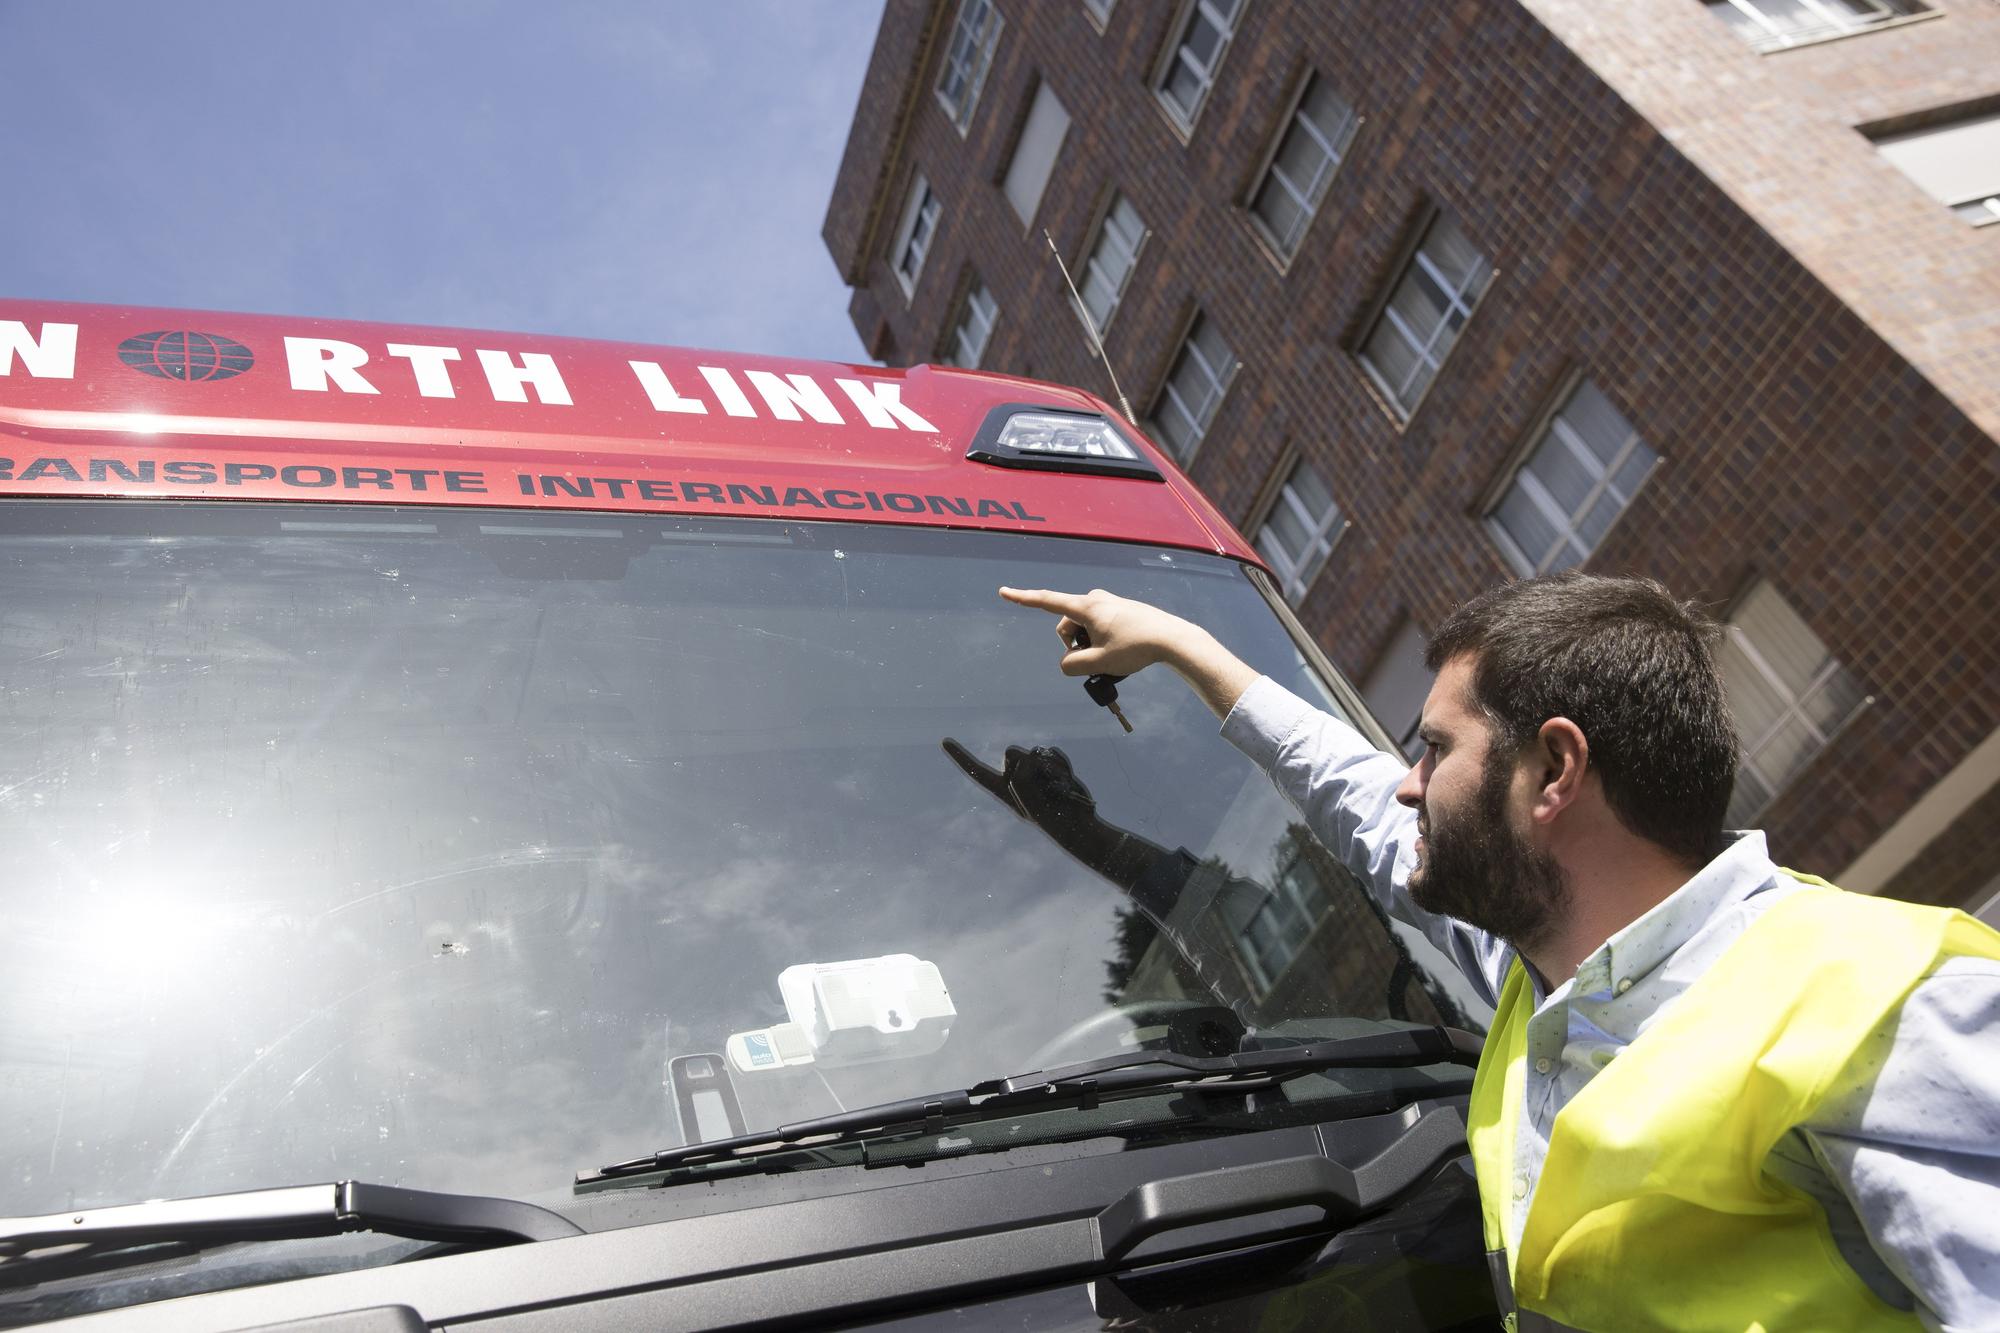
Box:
1253, 459, 1345, 605
1150, 314, 1237, 462
935, 0, 1003, 133
1154, 0, 1243, 131
1001, 82, 1072, 226
1706, 0, 1923, 51
1075, 193, 1147, 333
1718, 582, 1872, 825
944, 280, 998, 368
1871, 110, 2000, 227
1489, 380, 1659, 576
890, 176, 941, 298
1083, 0, 1115, 26
1363, 619, 1433, 763
1359, 213, 1492, 416
1249, 75, 1358, 259
1239, 847, 1333, 991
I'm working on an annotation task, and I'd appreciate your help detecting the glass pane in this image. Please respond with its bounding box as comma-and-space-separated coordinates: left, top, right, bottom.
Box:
1751, 712, 1820, 788
1274, 124, 1330, 199
1192, 317, 1234, 377
1737, 585, 1832, 697
1107, 196, 1144, 251
1162, 60, 1202, 117
1495, 486, 1560, 574
1080, 267, 1116, 328
1287, 463, 1336, 519
1363, 320, 1423, 406
1727, 763, 1772, 826
1612, 440, 1658, 498
1560, 381, 1635, 466
1387, 271, 1447, 351
1267, 496, 1312, 557
1576, 490, 1623, 549
1717, 632, 1789, 743
0, 500, 1477, 1270
1799, 661, 1868, 734
1182, 11, 1224, 66
1420, 216, 1485, 295
1299, 80, 1355, 161
1253, 178, 1308, 252
1528, 433, 1597, 518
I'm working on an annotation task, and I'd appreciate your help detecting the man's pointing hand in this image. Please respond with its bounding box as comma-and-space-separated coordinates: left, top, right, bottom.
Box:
998, 586, 1261, 720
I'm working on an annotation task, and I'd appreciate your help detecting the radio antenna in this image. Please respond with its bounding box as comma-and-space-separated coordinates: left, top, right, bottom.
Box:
1044, 229, 1134, 424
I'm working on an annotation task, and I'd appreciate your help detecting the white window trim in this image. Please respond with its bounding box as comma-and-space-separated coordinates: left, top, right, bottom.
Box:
1726, 625, 1872, 815
1075, 193, 1148, 335
1151, 315, 1238, 464
890, 176, 941, 301
934, 0, 1003, 135
1254, 466, 1346, 605
1488, 407, 1659, 577
1152, 0, 1241, 136
1710, 0, 1932, 53
1247, 75, 1359, 263
945, 281, 998, 368
1358, 219, 1492, 418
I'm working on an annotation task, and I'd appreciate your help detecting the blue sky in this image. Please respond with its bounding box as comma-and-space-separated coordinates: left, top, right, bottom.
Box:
0, 2, 883, 362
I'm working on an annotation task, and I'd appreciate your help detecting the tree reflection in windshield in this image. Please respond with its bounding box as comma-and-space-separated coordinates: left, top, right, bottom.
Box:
0, 502, 1476, 1221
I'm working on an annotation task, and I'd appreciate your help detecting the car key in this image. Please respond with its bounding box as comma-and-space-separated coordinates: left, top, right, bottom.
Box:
1064, 625, 1133, 733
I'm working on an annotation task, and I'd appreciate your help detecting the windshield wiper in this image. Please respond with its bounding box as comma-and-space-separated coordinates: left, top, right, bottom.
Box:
0, 1181, 581, 1288
579, 1025, 1480, 1186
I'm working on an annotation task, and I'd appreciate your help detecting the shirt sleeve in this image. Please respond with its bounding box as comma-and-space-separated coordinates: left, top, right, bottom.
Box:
1217, 674, 1513, 1007
1798, 955, 2000, 1332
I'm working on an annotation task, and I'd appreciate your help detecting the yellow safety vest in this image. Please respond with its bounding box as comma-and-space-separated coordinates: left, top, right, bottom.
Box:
1465, 877, 2000, 1332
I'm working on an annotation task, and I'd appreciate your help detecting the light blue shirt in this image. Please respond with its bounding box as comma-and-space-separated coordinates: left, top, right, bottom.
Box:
1221, 675, 2000, 1332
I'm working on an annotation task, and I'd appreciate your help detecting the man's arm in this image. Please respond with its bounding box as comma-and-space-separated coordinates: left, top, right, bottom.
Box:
998, 587, 1512, 1005
1790, 958, 2000, 1330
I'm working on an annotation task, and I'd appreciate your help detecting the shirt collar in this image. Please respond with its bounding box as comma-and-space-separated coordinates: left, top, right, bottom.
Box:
1578, 830, 1782, 995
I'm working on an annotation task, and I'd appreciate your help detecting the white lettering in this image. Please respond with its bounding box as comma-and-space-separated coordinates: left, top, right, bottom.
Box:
0, 321, 79, 379
698, 366, 757, 419
285, 337, 378, 394
628, 360, 708, 414
745, 371, 844, 424
475, 349, 572, 405
385, 343, 462, 398
834, 378, 937, 432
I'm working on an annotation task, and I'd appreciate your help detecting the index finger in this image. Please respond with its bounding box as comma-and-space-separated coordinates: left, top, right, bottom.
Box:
998, 586, 1089, 617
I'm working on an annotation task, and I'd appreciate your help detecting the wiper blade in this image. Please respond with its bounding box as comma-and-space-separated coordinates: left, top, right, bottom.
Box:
580, 1025, 1480, 1185
0, 1181, 581, 1285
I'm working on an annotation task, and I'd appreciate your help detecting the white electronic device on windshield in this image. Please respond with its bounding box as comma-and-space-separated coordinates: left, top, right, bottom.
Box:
726, 953, 954, 1074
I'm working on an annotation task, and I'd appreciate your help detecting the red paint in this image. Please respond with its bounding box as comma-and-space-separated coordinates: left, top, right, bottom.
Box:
0, 300, 1262, 564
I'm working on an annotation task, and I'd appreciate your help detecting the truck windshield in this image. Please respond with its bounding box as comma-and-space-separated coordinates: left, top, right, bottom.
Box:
0, 501, 1472, 1219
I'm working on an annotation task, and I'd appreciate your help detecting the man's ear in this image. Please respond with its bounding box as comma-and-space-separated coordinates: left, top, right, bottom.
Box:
1529, 717, 1589, 826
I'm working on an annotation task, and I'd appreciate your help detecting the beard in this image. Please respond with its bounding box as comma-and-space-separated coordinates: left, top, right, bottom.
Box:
1409, 753, 1569, 952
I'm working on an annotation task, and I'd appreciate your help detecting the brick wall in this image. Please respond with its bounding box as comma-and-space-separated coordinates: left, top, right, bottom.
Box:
824, 0, 2000, 901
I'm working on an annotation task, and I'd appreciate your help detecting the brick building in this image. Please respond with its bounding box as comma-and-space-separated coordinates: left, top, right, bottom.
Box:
823, 0, 2000, 917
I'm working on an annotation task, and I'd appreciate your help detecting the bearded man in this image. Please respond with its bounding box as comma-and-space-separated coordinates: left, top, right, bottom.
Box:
1000, 573, 2000, 1332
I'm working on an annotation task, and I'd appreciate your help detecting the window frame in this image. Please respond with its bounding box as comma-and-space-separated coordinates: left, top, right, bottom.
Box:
1147, 310, 1239, 465
889, 174, 943, 301
1082, 0, 1115, 30
1706, 0, 1927, 52
942, 278, 999, 369
1245, 72, 1360, 266
1151, 0, 1244, 137
1354, 208, 1494, 422
1484, 376, 1661, 577
1250, 453, 1347, 606
1238, 844, 1334, 993
1718, 582, 1875, 824
934, 0, 1005, 135
1074, 191, 1149, 337
1000, 79, 1073, 230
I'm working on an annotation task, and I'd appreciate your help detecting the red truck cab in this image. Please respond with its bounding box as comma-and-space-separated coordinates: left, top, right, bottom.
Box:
0, 303, 1492, 1331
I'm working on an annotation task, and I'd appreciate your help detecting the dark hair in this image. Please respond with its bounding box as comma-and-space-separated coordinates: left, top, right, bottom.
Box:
1425, 572, 1738, 866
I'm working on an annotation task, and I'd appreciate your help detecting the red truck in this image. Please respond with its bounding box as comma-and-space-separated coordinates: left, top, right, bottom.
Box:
0, 303, 1494, 1330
